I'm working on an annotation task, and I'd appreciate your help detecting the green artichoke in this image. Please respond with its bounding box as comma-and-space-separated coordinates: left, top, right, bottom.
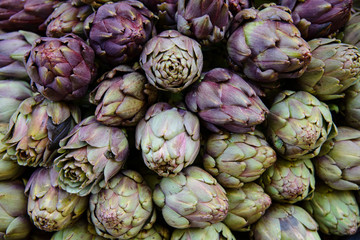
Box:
0, 179, 32, 240
89, 169, 156, 239
296, 38, 360, 101
227, 4, 311, 86
223, 182, 272, 232
302, 184, 360, 236
0, 80, 33, 124
185, 68, 269, 133
342, 12, 360, 48
25, 33, 97, 102
139, 30, 203, 92
25, 167, 89, 232
203, 130, 277, 189
0, 30, 39, 80
133, 224, 170, 240
89, 65, 158, 127
153, 166, 229, 229
135, 102, 200, 177
51, 218, 107, 240
45, 1, 93, 38
175, 0, 233, 45
0, 123, 24, 181
314, 126, 360, 190
344, 81, 360, 129
266, 90, 336, 160
171, 222, 236, 240
54, 116, 129, 196
259, 158, 315, 204
250, 203, 321, 240
3, 94, 80, 167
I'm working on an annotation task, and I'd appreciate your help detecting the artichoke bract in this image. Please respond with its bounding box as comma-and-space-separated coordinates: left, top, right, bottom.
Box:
3, 94, 81, 167
45, 1, 93, 38
266, 90, 336, 161
153, 166, 229, 229
280, 0, 352, 40
175, 0, 233, 45
259, 158, 315, 204
185, 68, 269, 134
140, 0, 178, 30
203, 130, 276, 189
84, 0, 157, 66
0, 30, 40, 80
343, 12, 360, 48
223, 182, 272, 232
227, 5, 312, 86
25, 33, 97, 102
314, 126, 360, 191
0, 80, 33, 123
302, 184, 360, 236
344, 81, 360, 129
25, 167, 89, 232
89, 169, 156, 239
54, 116, 129, 196
135, 102, 200, 177
132, 224, 170, 240
0, 180, 32, 240
139, 30, 203, 92
171, 222, 236, 240
89, 65, 158, 127
250, 203, 321, 240
296, 38, 360, 101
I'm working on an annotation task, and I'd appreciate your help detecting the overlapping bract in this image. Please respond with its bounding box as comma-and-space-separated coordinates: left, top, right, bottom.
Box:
84, 0, 157, 66
203, 130, 276, 189
171, 222, 236, 240
296, 38, 360, 101
227, 4, 312, 86
153, 166, 229, 229
266, 90, 336, 160
25, 33, 97, 102
3, 94, 80, 167
25, 167, 88, 232
140, 0, 178, 30
89, 170, 156, 239
135, 102, 200, 177
89, 65, 158, 127
343, 12, 360, 48
185, 68, 269, 133
54, 116, 129, 196
344, 81, 360, 129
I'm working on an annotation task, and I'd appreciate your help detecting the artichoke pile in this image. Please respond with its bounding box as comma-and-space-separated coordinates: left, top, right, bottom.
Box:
1, 0, 360, 239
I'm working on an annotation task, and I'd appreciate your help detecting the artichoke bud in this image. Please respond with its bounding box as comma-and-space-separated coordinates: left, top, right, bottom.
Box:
47, 117, 72, 150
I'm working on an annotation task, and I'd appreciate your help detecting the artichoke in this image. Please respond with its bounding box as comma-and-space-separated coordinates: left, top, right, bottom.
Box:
25, 33, 97, 102
344, 81, 360, 130
175, 0, 233, 45
89, 169, 156, 239
295, 38, 360, 101
153, 166, 229, 229
84, 0, 157, 66
80, 0, 122, 8
45, 1, 93, 38
0, 30, 39, 80
185, 68, 269, 133
229, 0, 249, 15
25, 167, 89, 232
302, 184, 360, 236
223, 182, 272, 232
259, 158, 315, 204
89, 65, 158, 127
132, 224, 170, 240
171, 222, 236, 240
135, 102, 200, 177
227, 4, 312, 86
314, 126, 360, 191
203, 130, 277, 189
280, 0, 352, 40
0, 80, 33, 123
139, 30, 203, 92
140, 0, 178, 30
3, 94, 80, 167
250, 203, 321, 240
0, 179, 32, 240
266, 90, 336, 160
54, 116, 129, 196
0, 0, 25, 32
342, 12, 360, 48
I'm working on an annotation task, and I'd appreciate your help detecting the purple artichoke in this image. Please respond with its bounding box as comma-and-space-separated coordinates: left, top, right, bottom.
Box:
84, 0, 157, 66
140, 0, 178, 30
25, 33, 97, 102
185, 68, 268, 133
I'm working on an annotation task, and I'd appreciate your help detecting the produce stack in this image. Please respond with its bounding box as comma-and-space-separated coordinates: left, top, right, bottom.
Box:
1, 0, 360, 239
